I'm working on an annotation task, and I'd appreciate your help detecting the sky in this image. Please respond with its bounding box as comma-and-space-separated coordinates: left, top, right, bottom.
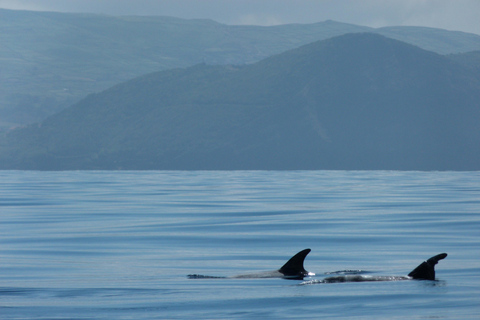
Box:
0, 0, 479, 35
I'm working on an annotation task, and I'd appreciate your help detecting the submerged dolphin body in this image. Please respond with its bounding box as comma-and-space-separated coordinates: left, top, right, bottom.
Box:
302, 253, 448, 284
188, 248, 314, 280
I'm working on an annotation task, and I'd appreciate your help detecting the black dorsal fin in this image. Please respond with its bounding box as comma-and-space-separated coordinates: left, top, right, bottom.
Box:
408, 253, 447, 280
278, 249, 311, 279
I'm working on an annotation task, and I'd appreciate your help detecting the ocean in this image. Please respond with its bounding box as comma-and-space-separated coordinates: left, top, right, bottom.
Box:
0, 170, 479, 319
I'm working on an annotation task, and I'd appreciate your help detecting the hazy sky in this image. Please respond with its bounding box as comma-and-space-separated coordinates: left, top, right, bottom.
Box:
1, 0, 479, 35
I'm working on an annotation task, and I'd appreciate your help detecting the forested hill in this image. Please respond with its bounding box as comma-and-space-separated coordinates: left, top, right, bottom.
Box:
2, 8, 480, 129
1, 33, 479, 170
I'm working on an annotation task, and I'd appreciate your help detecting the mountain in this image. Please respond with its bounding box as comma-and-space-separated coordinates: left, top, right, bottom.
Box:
375, 26, 480, 55
2, 9, 480, 130
1, 33, 479, 170
449, 50, 480, 73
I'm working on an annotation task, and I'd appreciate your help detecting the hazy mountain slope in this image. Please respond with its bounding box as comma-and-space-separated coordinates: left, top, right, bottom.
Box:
1, 33, 479, 170
376, 26, 480, 54
2, 9, 480, 129
0, 9, 369, 129
449, 50, 480, 73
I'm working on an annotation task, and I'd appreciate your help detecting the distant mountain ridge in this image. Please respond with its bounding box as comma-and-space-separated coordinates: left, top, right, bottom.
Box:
1, 33, 479, 170
1, 9, 480, 129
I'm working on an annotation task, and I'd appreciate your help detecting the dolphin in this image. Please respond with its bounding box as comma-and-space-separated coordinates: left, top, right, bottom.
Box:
188, 248, 314, 280
302, 253, 447, 284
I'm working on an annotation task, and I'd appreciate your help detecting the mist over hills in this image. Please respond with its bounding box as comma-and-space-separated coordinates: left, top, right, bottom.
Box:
2, 9, 480, 129
1, 33, 479, 170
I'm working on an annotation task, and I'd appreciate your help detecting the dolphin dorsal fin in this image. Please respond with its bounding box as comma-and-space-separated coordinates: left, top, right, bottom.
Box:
279, 249, 311, 279
408, 253, 447, 280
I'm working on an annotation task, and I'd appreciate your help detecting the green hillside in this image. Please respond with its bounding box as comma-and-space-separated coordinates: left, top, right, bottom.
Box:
1, 33, 479, 170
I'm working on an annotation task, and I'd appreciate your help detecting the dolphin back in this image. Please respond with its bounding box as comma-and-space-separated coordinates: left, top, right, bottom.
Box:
408, 253, 448, 280
187, 274, 227, 279
278, 248, 311, 279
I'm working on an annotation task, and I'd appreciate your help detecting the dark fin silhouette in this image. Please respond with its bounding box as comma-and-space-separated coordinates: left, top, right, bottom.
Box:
408, 253, 448, 280
278, 248, 311, 279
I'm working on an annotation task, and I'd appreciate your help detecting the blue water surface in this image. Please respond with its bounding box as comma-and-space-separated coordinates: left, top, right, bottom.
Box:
0, 170, 479, 319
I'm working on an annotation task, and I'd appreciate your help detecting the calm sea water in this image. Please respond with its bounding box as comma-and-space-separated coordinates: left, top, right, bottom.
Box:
0, 170, 479, 319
